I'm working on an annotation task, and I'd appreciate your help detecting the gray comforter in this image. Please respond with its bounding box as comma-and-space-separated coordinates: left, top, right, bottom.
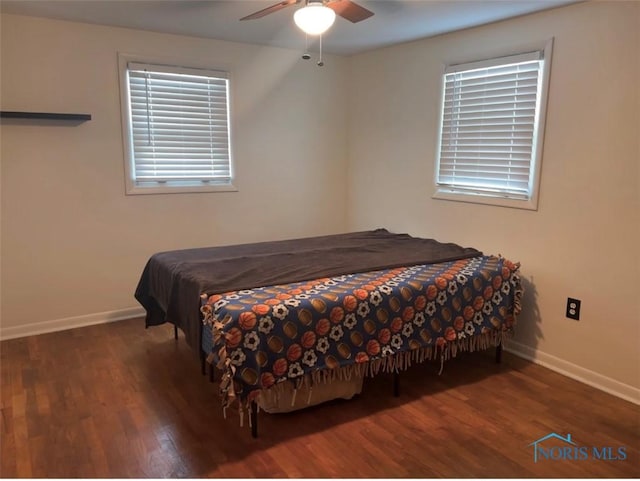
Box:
134, 229, 482, 351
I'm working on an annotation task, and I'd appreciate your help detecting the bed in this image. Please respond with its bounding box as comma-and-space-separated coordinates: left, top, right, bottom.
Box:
135, 229, 522, 434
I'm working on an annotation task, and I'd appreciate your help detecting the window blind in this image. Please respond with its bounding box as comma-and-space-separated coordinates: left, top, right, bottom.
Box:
436, 51, 543, 200
127, 62, 231, 184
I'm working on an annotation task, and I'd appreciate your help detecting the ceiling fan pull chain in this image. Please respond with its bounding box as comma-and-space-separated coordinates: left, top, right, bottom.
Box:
302, 32, 311, 60
317, 33, 324, 67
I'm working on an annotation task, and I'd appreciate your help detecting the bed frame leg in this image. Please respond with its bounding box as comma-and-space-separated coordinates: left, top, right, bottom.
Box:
200, 350, 206, 376
495, 342, 503, 364
393, 371, 400, 397
250, 401, 258, 438
173, 324, 178, 340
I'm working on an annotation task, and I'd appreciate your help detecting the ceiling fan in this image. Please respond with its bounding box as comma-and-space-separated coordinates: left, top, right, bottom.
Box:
240, 0, 374, 26
241, 0, 374, 66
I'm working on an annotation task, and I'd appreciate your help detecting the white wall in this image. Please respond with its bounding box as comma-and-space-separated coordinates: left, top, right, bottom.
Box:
347, 1, 639, 397
0, 14, 349, 337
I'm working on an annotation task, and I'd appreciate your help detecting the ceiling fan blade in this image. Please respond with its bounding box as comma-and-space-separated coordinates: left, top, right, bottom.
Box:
240, 0, 301, 21
327, 0, 374, 23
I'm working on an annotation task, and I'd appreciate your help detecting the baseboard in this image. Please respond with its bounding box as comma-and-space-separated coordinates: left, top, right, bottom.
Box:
505, 340, 640, 406
0, 307, 146, 341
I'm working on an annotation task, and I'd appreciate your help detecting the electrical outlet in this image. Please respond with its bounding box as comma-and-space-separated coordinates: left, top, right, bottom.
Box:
566, 298, 581, 320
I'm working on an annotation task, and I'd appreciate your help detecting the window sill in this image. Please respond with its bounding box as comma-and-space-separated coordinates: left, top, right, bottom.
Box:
433, 188, 538, 211
125, 182, 238, 195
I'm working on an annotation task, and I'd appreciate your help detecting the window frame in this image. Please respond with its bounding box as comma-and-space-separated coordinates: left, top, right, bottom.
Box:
433, 39, 553, 210
118, 53, 237, 195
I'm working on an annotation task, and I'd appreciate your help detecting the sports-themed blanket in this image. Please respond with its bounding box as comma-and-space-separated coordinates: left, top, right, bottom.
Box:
201, 255, 522, 410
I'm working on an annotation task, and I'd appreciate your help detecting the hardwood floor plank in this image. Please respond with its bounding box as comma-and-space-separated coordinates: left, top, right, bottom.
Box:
1, 317, 638, 478
12, 415, 32, 477
80, 417, 110, 477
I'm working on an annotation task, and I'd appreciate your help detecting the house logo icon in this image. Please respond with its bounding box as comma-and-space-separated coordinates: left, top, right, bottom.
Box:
528, 432, 628, 463
528, 432, 576, 463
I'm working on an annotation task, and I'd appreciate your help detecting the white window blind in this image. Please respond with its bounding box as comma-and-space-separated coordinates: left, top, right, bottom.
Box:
125, 62, 232, 189
435, 50, 547, 203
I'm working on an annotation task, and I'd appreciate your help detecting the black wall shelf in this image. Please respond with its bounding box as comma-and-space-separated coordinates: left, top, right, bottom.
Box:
0, 111, 91, 121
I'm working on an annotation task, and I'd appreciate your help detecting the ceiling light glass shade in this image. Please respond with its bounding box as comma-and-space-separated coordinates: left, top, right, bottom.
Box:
294, 4, 336, 36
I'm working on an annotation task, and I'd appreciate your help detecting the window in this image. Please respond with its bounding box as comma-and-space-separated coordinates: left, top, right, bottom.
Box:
434, 40, 552, 210
119, 56, 235, 194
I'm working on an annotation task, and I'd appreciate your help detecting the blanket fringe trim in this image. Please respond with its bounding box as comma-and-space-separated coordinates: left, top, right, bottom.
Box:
216, 328, 511, 427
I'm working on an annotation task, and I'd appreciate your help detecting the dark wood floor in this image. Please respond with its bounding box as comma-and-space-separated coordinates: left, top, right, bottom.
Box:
1, 318, 638, 478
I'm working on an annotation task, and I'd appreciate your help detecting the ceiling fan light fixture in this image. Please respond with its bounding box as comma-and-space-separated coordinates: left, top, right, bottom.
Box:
294, 3, 336, 36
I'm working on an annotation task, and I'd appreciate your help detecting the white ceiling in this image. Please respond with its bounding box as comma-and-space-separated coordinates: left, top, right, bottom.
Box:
1, 0, 579, 56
